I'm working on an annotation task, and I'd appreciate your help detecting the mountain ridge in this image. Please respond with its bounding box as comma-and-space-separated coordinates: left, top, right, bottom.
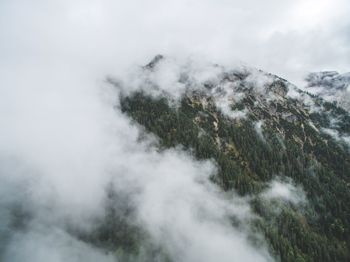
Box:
113, 56, 350, 261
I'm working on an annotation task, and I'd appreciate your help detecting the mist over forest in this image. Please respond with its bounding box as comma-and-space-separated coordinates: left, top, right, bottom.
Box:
1, 1, 350, 261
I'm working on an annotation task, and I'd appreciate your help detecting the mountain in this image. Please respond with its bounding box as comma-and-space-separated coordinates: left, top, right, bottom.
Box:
103, 56, 350, 261
305, 71, 350, 111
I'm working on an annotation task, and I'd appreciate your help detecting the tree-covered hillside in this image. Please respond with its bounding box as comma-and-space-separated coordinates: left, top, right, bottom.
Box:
115, 57, 350, 261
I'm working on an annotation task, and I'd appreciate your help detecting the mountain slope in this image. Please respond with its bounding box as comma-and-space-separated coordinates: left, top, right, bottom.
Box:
114, 56, 350, 261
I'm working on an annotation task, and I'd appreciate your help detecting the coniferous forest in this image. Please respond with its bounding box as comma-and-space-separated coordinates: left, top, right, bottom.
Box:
117, 70, 350, 261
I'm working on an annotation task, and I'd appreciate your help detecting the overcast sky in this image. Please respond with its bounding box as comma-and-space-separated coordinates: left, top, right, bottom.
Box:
0, 0, 349, 84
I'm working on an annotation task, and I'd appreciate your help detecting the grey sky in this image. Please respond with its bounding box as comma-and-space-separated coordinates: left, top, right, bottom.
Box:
0, 0, 349, 83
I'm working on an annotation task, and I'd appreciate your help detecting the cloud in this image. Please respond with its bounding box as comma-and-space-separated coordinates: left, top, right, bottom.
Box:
127, 150, 272, 262
115, 56, 280, 121
3, 227, 116, 262
254, 121, 266, 142
304, 71, 350, 111
261, 179, 306, 205
321, 128, 350, 148
0, 0, 344, 261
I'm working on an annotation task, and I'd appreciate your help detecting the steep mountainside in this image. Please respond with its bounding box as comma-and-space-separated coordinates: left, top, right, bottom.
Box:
305, 71, 350, 110
111, 56, 350, 261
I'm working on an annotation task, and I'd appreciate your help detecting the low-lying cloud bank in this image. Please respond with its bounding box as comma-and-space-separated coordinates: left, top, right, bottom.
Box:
0, 65, 276, 261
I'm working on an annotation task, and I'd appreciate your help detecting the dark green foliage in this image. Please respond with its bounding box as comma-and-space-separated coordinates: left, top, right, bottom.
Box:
120, 91, 350, 261
77, 184, 173, 261
75, 186, 142, 256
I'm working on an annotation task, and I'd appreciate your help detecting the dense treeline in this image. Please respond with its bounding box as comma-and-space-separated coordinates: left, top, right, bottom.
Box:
120, 91, 350, 261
